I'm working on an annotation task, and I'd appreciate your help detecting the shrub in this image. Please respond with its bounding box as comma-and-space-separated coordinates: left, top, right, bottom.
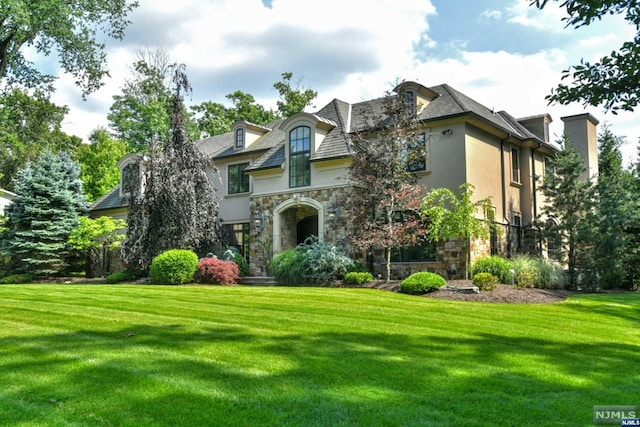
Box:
471, 256, 513, 284
150, 249, 199, 285
0, 273, 33, 284
343, 271, 374, 285
198, 257, 240, 284
472, 272, 499, 291
510, 254, 540, 288
218, 247, 249, 277
270, 249, 306, 285
537, 259, 566, 289
347, 261, 369, 273
106, 270, 137, 284
400, 272, 446, 295
271, 237, 354, 285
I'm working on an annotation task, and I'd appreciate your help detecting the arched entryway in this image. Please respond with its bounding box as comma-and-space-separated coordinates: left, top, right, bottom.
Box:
273, 196, 325, 254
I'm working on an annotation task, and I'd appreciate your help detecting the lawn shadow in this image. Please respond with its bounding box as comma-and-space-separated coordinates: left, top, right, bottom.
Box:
1, 322, 639, 426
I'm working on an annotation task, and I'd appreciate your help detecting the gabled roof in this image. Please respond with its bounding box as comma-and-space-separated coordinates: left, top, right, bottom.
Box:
90, 186, 126, 212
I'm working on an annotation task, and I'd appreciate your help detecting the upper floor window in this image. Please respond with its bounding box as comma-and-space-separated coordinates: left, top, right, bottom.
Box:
511, 147, 520, 183
406, 133, 426, 172
289, 126, 310, 188
235, 128, 244, 149
228, 162, 250, 194
405, 91, 415, 115
121, 163, 140, 196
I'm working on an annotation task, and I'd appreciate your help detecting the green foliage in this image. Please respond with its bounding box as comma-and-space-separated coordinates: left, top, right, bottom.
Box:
0, 273, 32, 284
197, 257, 240, 285
149, 249, 199, 285
537, 259, 566, 290
0, 88, 80, 191
347, 261, 369, 273
422, 183, 495, 279
532, 0, 640, 112
271, 238, 354, 285
472, 272, 499, 291
343, 271, 374, 285
400, 271, 446, 295
2, 150, 88, 275
471, 256, 513, 284
106, 270, 137, 284
0, 0, 139, 96
274, 72, 317, 118
68, 216, 127, 277
74, 128, 127, 201
511, 255, 540, 289
540, 135, 596, 289
270, 249, 306, 285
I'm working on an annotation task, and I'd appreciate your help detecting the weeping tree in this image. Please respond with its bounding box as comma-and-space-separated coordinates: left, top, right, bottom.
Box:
121, 65, 222, 272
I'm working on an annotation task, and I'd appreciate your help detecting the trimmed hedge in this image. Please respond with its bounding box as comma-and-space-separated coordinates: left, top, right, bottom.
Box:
150, 249, 199, 285
343, 271, 374, 285
400, 272, 446, 295
472, 272, 499, 291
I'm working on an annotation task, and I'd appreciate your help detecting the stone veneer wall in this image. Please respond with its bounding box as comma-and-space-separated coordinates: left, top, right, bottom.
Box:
249, 186, 353, 276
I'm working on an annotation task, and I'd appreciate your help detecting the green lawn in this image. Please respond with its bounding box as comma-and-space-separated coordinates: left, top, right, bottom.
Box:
0, 285, 638, 426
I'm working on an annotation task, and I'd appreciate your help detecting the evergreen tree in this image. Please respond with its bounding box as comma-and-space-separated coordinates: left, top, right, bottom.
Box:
623, 141, 640, 290
540, 134, 596, 289
594, 125, 629, 288
2, 150, 88, 275
121, 65, 222, 272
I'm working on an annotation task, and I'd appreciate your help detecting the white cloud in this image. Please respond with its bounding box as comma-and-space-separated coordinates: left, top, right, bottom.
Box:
480, 9, 502, 21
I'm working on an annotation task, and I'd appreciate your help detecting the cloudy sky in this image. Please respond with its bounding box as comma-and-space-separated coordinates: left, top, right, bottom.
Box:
43, 0, 638, 163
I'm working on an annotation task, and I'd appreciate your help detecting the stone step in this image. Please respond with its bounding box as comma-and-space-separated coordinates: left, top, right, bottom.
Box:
239, 276, 279, 286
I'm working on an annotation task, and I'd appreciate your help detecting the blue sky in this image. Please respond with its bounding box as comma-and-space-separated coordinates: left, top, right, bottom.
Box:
33, 0, 638, 163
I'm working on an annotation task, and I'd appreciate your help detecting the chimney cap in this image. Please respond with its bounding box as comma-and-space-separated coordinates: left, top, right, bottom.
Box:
560, 113, 599, 126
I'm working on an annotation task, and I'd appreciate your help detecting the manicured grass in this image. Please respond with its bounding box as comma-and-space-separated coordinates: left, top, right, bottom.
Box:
0, 285, 638, 426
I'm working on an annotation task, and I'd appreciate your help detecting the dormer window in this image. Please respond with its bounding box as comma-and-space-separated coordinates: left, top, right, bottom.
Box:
405, 91, 415, 115
235, 128, 244, 149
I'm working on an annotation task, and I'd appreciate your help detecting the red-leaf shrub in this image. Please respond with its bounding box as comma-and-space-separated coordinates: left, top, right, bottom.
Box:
198, 257, 240, 284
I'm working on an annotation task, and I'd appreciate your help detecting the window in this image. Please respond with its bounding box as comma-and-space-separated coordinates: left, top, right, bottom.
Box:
235, 128, 244, 149
391, 239, 437, 262
407, 133, 426, 172
228, 162, 250, 194
289, 126, 310, 188
405, 91, 415, 115
222, 223, 250, 263
544, 156, 553, 178
511, 147, 520, 183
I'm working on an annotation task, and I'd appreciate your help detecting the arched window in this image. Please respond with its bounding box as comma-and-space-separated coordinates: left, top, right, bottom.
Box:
235, 128, 244, 149
289, 126, 310, 187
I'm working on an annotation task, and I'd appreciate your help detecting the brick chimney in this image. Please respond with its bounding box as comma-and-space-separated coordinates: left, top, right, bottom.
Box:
561, 113, 599, 181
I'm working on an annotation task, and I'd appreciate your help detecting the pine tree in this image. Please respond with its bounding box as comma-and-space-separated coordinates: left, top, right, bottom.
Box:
540, 135, 596, 289
121, 65, 222, 271
2, 150, 87, 275
594, 125, 629, 288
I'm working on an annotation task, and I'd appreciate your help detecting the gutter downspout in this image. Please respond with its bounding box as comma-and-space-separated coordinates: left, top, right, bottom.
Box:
500, 135, 511, 223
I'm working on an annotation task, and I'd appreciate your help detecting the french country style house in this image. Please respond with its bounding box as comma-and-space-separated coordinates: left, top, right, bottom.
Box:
90, 81, 598, 278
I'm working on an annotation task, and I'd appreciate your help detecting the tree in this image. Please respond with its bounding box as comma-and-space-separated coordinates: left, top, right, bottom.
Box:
345, 84, 430, 281
594, 125, 630, 288
0, 0, 139, 96
532, 0, 640, 112
74, 128, 128, 201
108, 48, 176, 153
121, 65, 222, 272
274, 72, 317, 118
0, 88, 81, 191
421, 183, 495, 280
539, 134, 596, 289
1, 150, 88, 275
68, 216, 127, 277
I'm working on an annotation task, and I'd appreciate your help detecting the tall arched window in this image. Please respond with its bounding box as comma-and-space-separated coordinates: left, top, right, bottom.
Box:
289, 126, 310, 187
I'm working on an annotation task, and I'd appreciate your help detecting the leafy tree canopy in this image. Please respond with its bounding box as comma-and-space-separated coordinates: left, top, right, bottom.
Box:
0, 0, 139, 96
532, 0, 640, 113
0, 88, 80, 191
